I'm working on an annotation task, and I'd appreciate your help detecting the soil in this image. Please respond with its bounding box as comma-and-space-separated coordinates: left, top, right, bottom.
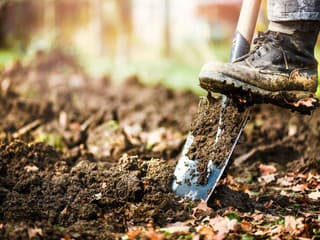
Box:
0, 50, 319, 239
187, 95, 244, 184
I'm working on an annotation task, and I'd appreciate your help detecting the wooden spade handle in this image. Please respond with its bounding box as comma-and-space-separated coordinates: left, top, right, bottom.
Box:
230, 0, 262, 62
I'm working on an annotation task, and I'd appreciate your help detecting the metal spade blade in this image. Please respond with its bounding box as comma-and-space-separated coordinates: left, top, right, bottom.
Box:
172, 97, 250, 201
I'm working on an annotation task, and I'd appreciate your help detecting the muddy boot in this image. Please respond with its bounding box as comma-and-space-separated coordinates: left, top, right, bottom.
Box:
199, 29, 319, 113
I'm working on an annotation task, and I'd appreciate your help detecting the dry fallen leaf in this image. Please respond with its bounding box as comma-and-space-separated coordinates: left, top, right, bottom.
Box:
264, 200, 273, 208
241, 220, 252, 232
61, 235, 73, 240
291, 184, 307, 192
259, 164, 277, 176
252, 213, 264, 223
259, 173, 276, 184
209, 216, 238, 240
288, 124, 297, 136
1, 77, 11, 94
284, 216, 304, 235
268, 225, 282, 235
308, 191, 320, 200
277, 176, 294, 187
24, 165, 39, 172
197, 226, 216, 240
69, 122, 81, 131
292, 97, 317, 108
142, 127, 184, 152
160, 225, 190, 234
192, 200, 213, 219
127, 228, 143, 239
145, 230, 164, 240
28, 227, 43, 238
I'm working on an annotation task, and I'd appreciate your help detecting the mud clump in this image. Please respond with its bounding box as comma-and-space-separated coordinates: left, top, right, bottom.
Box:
187, 96, 244, 185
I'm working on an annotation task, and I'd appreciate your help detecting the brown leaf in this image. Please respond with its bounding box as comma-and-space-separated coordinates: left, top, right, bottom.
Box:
308, 191, 320, 200
192, 200, 213, 219
259, 174, 276, 184
59, 111, 68, 129
142, 127, 184, 152
69, 122, 81, 131
284, 216, 304, 235
101, 182, 107, 189
145, 230, 164, 240
24, 165, 39, 173
277, 176, 294, 187
241, 220, 252, 232
28, 227, 43, 238
259, 164, 277, 176
160, 225, 190, 234
1, 77, 11, 94
209, 216, 238, 240
291, 184, 307, 192
263, 200, 273, 208
253, 213, 263, 221
292, 97, 317, 108
197, 226, 216, 240
62, 235, 73, 240
127, 229, 142, 239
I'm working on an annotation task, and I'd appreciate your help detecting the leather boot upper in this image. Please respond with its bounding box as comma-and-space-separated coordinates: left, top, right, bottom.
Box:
200, 30, 319, 93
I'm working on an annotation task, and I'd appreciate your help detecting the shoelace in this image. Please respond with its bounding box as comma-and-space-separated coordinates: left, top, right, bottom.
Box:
235, 31, 289, 69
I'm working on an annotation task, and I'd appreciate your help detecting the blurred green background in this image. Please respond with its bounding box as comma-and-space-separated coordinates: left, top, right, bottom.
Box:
0, 0, 319, 96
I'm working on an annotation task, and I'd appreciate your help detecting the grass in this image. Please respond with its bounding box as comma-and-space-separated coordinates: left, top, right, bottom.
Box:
0, 49, 20, 68
78, 40, 233, 96
79, 54, 206, 95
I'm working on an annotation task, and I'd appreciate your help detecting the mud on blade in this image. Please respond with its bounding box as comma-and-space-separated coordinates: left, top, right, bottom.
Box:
172, 97, 249, 201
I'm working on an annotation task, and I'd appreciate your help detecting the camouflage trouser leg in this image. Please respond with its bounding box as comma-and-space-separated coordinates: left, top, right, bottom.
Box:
268, 0, 320, 21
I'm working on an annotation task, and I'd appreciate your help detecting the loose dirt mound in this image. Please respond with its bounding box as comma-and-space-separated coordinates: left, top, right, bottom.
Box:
0, 50, 319, 239
0, 140, 192, 238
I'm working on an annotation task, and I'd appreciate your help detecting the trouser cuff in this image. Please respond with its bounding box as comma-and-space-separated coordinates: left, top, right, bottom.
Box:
269, 21, 320, 34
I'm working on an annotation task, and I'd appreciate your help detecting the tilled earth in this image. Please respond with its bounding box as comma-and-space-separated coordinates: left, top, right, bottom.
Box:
0, 50, 319, 239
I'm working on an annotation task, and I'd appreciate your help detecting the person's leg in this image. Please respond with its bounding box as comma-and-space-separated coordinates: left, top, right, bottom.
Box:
199, 0, 320, 111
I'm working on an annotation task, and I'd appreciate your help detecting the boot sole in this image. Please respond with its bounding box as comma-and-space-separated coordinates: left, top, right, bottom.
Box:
200, 71, 319, 114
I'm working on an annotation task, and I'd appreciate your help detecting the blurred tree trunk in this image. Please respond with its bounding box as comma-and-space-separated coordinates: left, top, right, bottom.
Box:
0, 2, 9, 47
0, 1, 8, 10
44, 0, 55, 33
116, 0, 133, 63
93, 0, 104, 56
0, 0, 41, 50
163, 0, 171, 58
